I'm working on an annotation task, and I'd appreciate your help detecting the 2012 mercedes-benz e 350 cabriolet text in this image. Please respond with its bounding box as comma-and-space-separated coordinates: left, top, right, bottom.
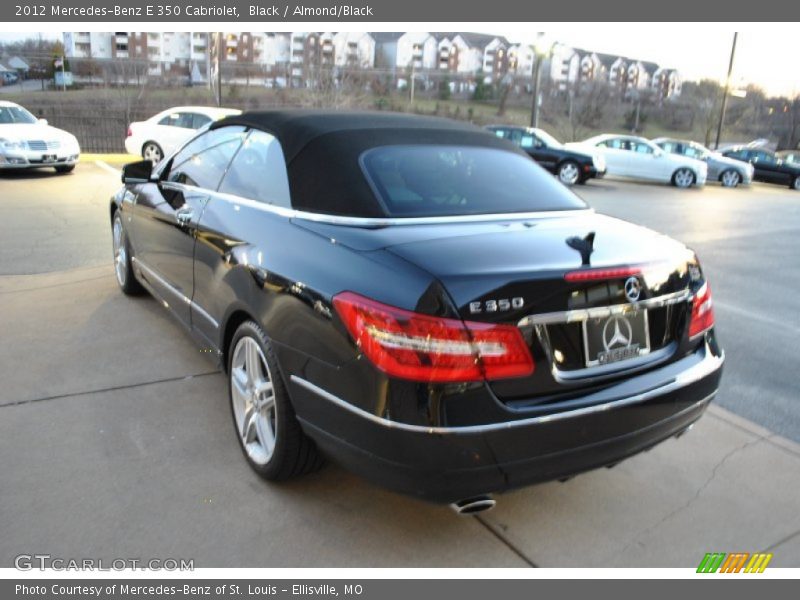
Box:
110, 111, 723, 512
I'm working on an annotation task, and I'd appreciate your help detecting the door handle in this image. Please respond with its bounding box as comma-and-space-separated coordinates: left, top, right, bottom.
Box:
176, 207, 194, 226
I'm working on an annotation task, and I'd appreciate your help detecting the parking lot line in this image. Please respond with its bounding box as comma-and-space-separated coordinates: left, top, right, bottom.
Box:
95, 160, 121, 178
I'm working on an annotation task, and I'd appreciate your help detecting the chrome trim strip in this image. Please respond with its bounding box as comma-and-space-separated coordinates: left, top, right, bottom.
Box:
132, 257, 219, 330
165, 181, 594, 228
289, 348, 722, 435
517, 289, 692, 327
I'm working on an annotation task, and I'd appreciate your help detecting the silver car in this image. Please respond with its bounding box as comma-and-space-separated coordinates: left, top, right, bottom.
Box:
653, 138, 754, 188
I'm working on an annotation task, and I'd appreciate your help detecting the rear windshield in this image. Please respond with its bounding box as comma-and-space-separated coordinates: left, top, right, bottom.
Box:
360, 145, 587, 217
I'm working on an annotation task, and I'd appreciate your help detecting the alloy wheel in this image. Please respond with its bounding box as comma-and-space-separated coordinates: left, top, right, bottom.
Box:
112, 215, 127, 287
674, 168, 694, 188
230, 336, 277, 466
794, 177, 800, 191
558, 162, 580, 186
721, 170, 741, 188
143, 143, 163, 163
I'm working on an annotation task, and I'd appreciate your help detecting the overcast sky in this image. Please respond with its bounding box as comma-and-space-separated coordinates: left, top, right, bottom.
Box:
1, 29, 796, 97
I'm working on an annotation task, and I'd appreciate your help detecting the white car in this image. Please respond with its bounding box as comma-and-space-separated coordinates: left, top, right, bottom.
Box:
125, 106, 241, 163
569, 134, 707, 188
0, 101, 80, 173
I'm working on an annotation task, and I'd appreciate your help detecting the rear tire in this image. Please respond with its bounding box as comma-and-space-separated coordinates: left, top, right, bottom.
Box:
228, 320, 323, 481
720, 169, 741, 188
792, 176, 800, 191
557, 161, 581, 186
142, 142, 163, 164
672, 168, 696, 189
55, 164, 75, 174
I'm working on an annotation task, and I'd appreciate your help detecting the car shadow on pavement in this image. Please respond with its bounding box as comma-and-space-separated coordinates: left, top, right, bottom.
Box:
0, 168, 73, 180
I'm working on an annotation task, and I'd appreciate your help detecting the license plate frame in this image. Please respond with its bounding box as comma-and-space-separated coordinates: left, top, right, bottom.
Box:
41, 154, 57, 163
582, 309, 651, 368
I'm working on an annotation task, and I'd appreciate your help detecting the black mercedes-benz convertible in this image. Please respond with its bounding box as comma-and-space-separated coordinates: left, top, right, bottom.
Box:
110, 111, 723, 512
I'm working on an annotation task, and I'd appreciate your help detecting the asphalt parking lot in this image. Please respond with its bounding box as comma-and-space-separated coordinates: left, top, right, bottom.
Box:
1, 161, 799, 567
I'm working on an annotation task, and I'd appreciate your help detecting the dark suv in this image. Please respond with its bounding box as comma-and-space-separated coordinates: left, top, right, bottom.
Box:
722, 146, 800, 190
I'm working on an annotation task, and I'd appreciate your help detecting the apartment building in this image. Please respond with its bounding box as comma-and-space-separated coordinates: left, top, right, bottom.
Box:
549, 44, 679, 99
61, 31, 681, 98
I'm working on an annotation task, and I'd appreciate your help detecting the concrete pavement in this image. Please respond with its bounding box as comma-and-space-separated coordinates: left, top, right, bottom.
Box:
1, 265, 798, 567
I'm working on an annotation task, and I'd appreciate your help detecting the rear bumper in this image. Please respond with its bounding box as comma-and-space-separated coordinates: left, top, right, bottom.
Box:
289, 340, 723, 503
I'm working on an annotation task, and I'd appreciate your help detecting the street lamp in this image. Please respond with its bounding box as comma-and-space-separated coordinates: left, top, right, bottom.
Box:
714, 32, 738, 149
530, 39, 553, 129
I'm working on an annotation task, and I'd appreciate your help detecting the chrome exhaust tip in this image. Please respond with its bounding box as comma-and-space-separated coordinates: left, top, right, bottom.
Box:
450, 495, 496, 515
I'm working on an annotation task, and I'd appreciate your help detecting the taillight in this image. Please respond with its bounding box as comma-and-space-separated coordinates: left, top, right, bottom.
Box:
689, 282, 714, 338
332, 291, 534, 383
126, 126, 132, 137
564, 266, 641, 282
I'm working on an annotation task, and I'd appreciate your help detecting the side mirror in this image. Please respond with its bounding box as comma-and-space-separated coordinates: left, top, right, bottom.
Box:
121, 160, 154, 184
38, 118, 48, 126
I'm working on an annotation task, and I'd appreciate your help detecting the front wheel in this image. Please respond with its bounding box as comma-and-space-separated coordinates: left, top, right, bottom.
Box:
228, 321, 323, 481
557, 161, 581, 186
672, 168, 696, 189
792, 176, 800, 191
720, 170, 741, 188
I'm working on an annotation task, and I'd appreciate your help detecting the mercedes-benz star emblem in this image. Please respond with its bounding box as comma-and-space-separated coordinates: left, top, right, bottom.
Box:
624, 276, 641, 303
602, 315, 633, 350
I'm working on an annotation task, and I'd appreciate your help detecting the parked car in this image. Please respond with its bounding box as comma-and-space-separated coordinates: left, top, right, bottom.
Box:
486, 125, 606, 185
572, 134, 707, 188
653, 137, 754, 188
1, 71, 20, 85
125, 106, 241, 163
776, 150, 800, 166
110, 111, 723, 510
721, 146, 800, 190
0, 101, 80, 173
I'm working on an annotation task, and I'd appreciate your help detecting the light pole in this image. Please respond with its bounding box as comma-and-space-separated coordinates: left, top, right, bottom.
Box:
530, 40, 552, 129
714, 32, 738, 149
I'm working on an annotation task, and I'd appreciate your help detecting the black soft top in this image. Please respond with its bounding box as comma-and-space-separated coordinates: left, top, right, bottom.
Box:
210, 110, 526, 217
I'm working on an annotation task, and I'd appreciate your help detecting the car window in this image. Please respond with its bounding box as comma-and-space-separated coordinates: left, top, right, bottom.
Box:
360, 145, 587, 217
166, 126, 247, 189
191, 113, 213, 129
158, 112, 195, 129
601, 138, 629, 150
754, 151, 775, 163
520, 135, 536, 148
683, 145, 701, 158
492, 129, 508, 139
659, 141, 678, 153
218, 130, 292, 207
632, 141, 653, 154
0, 105, 38, 124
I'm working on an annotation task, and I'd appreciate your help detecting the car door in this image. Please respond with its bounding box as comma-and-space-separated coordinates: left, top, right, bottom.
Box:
626, 140, 660, 179
754, 151, 789, 184
597, 138, 632, 175
132, 126, 246, 327
156, 111, 197, 154
524, 133, 559, 172
191, 129, 294, 348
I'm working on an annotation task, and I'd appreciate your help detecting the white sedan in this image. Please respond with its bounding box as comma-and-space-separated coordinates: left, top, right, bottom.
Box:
0, 101, 80, 173
569, 134, 707, 188
125, 106, 241, 163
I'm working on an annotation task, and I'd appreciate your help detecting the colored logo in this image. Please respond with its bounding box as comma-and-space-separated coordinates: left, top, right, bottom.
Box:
696, 552, 773, 573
